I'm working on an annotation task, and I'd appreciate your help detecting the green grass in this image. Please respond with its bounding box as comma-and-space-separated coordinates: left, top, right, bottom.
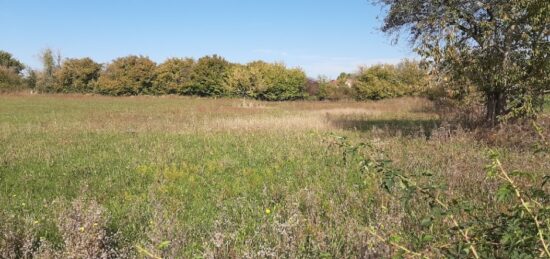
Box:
1, 94, 548, 257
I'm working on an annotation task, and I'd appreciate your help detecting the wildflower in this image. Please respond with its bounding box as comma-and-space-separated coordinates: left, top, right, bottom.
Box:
265, 208, 271, 215
93, 223, 98, 227
33, 220, 39, 225
79, 227, 85, 232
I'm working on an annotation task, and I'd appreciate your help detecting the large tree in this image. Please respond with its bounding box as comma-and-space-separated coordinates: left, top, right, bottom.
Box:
0, 51, 26, 92
0, 51, 25, 74
190, 55, 232, 97
96, 55, 156, 95
54, 58, 102, 93
153, 58, 195, 95
378, 0, 549, 125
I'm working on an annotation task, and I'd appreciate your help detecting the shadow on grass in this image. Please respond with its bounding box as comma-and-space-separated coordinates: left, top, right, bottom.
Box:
330, 117, 442, 138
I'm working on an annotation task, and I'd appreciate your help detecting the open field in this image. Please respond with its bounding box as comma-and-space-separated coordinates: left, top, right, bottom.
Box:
1, 94, 548, 258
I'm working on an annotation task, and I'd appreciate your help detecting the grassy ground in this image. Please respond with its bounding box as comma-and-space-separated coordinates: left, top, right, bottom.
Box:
1, 94, 548, 258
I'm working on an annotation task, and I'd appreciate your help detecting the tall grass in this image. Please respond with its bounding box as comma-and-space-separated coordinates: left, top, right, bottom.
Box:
1, 94, 547, 257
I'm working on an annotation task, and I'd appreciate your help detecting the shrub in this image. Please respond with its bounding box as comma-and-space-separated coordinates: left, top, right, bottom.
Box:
153, 58, 195, 95
96, 56, 156, 96
35, 48, 61, 93
353, 65, 401, 100
317, 76, 355, 101
226, 64, 257, 98
0, 66, 25, 92
352, 61, 428, 101
248, 61, 306, 101
54, 58, 101, 93
305, 79, 320, 99
0, 51, 25, 75
332, 136, 550, 258
226, 61, 307, 101
189, 55, 231, 97
259, 65, 306, 101
395, 59, 429, 95
0, 51, 26, 92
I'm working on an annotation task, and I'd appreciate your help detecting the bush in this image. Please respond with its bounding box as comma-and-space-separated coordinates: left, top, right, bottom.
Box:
248, 61, 306, 101
0, 66, 25, 92
353, 64, 403, 100
259, 65, 306, 101
352, 61, 428, 101
0, 51, 26, 92
153, 58, 195, 95
189, 55, 231, 97
226, 64, 257, 98
96, 56, 156, 96
320, 84, 356, 101
54, 58, 101, 93
226, 61, 307, 101
0, 51, 25, 75
396, 59, 429, 95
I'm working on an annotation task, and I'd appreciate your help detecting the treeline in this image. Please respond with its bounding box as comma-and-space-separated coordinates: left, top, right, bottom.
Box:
313, 59, 429, 101
1, 49, 429, 101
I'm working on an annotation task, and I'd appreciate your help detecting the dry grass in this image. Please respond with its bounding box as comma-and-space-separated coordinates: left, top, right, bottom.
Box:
0, 94, 435, 134
0, 94, 547, 258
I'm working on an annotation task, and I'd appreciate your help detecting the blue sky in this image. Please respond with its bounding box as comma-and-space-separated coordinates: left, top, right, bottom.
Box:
0, 0, 415, 78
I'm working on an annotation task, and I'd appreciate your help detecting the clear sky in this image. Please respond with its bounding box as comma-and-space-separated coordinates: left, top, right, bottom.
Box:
0, 0, 416, 78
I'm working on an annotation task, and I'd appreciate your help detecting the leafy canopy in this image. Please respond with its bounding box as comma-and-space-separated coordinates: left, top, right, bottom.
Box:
96, 55, 156, 96
54, 58, 102, 93
378, 0, 550, 123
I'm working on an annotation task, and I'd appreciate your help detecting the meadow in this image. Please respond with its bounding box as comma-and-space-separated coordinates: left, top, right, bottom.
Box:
1, 94, 548, 258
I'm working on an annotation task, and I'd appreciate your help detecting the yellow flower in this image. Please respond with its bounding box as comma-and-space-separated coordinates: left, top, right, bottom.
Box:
265, 208, 271, 215
79, 227, 85, 232
93, 223, 98, 227
33, 220, 39, 225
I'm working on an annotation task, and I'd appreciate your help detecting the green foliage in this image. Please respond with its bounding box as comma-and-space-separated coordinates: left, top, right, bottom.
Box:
353, 61, 427, 101
54, 58, 101, 93
153, 58, 195, 95
226, 64, 258, 98
0, 50, 25, 75
332, 135, 550, 258
96, 55, 156, 96
0, 66, 25, 92
36, 48, 61, 93
250, 61, 306, 101
226, 61, 307, 100
379, 0, 550, 124
20, 51, 309, 100
259, 65, 306, 101
0, 50, 26, 92
189, 55, 231, 97
14, 50, 429, 102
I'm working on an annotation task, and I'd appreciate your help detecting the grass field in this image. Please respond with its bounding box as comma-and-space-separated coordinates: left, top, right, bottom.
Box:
1, 94, 548, 258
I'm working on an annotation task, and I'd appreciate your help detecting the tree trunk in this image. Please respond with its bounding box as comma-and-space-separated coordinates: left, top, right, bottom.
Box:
486, 91, 507, 127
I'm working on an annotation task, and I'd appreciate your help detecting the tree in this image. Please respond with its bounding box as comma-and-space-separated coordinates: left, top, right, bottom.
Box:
96, 55, 156, 95
354, 64, 403, 100
0, 50, 25, 75
378, 0, 550, 125
153, 58, 195, 95
190, 55, 231, 97
226, 64, 258, 98
396, 59, 429, 95
0, 50, 26, 92
0, 67, 25, 92
36, 48, 61, 92
54, 58, 102, 93
249, 61, 307, 101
